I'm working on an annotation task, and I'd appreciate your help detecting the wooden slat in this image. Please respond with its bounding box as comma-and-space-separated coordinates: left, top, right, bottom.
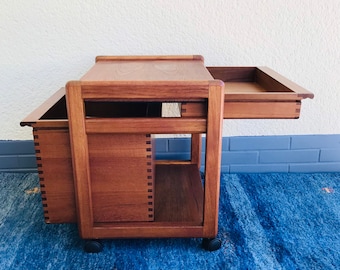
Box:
66, 82, 94, 238
90, 225, 204, 239
31, 120, 68, 128
92, 193, 152, 222
203, 83, 224, 237
155, 160, 192, 165
37, 158, 73, 189
35, 143, 71, 158
191, 134, 202, 169
88, 133, 151, 156
85, 118, 207, 134
89, 158, 150, 190
224, 91, 300, 101
33, 129, 70, 144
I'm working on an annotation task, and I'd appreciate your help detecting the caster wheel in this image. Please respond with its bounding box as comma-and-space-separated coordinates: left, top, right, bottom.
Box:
84, 240, 103, 253
202, 238, 222, 251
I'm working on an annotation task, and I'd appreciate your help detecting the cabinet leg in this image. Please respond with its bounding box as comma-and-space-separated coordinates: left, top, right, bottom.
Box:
191, 134, 202, 169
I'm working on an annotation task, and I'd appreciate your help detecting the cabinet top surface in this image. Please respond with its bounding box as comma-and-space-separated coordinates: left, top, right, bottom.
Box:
81, 60, 213, 82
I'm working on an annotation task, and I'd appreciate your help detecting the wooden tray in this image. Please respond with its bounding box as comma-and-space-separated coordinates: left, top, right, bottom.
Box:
182, 66, 314, 119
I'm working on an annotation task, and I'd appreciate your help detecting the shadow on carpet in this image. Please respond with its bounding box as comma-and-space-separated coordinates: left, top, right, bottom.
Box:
0, 172, 339, 270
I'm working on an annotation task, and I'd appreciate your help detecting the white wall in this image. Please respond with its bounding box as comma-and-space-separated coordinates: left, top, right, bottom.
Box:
1, 0, 339, 140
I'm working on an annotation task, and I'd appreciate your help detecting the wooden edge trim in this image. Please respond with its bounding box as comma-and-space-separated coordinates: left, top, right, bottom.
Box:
85, 118, 207, 134
95, 55, 204, 62
257, 67, 314, 99
224, 92, 303, 101
78, 80, 210, 100
20, 87, 66, 127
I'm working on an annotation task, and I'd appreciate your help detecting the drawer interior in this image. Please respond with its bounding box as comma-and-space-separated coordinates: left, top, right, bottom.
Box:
207, 66, 294, 94
40, 96, 162, 120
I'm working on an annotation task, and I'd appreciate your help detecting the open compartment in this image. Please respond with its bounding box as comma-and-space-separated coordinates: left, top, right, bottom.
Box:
20, 87, 205, 226
20, 88, 161, 224
38, 91, 162, 121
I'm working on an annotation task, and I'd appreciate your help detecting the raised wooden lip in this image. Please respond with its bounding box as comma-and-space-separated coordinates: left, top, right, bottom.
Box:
258, 67, 314, 99
95, 55, 204, 62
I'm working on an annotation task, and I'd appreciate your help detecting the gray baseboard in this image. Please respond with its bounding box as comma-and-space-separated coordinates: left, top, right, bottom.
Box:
1, 135, 340, 173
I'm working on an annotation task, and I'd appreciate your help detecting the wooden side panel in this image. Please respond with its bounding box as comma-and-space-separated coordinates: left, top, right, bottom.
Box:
88, 134, 154, 222
33, 128, 76, 223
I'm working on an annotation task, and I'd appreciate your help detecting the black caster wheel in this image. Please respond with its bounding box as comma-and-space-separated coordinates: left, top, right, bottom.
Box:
202, 238, 222, 251
84, 240, 103, 253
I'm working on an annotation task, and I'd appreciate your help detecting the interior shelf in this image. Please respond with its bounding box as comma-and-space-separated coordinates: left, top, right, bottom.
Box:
154, 164, 204, 225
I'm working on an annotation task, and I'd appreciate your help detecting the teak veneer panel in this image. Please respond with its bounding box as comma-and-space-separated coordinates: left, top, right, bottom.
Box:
33, 128, 76, 223
88, 133, 154, 223
81, 58, 213, 82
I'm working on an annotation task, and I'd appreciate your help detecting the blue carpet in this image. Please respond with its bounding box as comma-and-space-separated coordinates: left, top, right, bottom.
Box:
0, 172, 339, 269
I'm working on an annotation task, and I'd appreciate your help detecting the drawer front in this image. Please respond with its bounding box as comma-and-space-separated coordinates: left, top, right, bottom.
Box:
181, 101, 301, 119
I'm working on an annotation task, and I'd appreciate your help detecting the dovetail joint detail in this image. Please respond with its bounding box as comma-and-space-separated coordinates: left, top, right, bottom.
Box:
32, 130, 50, 222
146, 135, 154, 221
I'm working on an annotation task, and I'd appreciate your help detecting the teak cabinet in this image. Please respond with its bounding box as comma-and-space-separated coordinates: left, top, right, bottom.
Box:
21, 55, 313, 252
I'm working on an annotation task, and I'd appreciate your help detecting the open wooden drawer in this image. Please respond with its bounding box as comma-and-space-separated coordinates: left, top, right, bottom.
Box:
182, 66, 314, 119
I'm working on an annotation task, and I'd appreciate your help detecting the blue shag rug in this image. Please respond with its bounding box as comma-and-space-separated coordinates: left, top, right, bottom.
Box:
0, 172, 339, 269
